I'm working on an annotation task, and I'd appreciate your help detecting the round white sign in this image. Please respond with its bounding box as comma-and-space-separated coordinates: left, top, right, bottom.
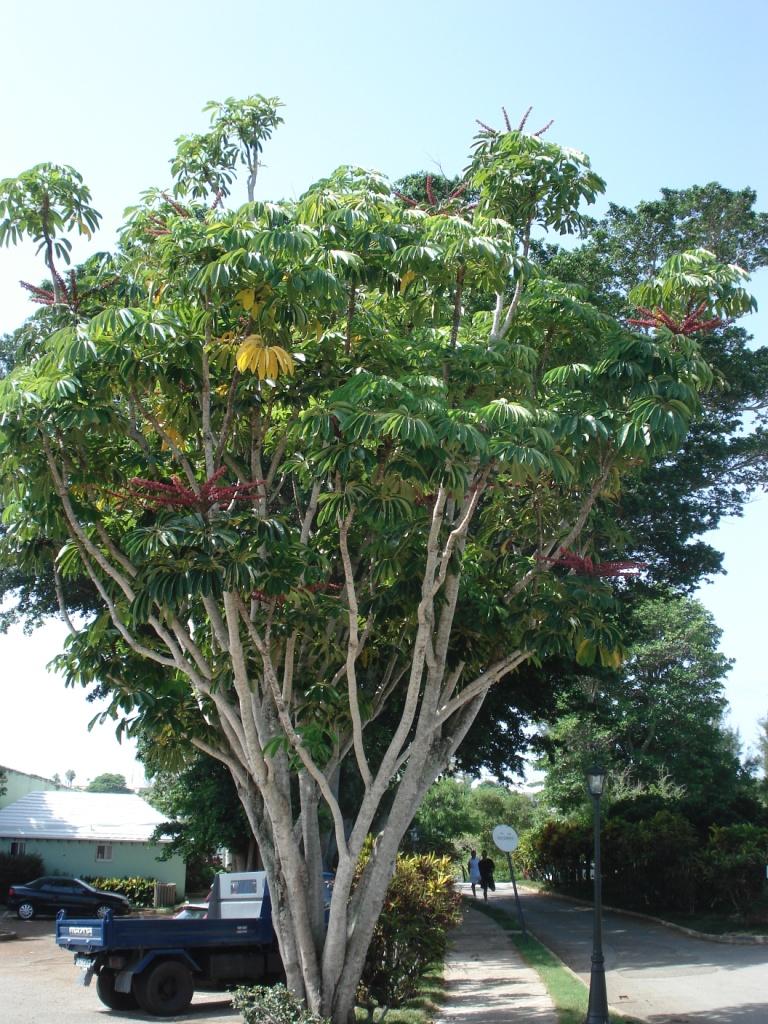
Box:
492, 824, 519, 852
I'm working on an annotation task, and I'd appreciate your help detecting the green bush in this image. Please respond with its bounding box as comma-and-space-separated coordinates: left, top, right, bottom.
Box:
700, 824, 768, 917
517, 811, 768, 919
603, 810, 700, 912
0, 852, 44, 901
82, 875, 155, 907
232, 984, 329, 1024
357, 849, 461, 1015
515, 819, 591, 885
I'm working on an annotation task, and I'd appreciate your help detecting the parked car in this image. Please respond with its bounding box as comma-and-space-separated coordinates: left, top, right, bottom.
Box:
7, 877, 131, 920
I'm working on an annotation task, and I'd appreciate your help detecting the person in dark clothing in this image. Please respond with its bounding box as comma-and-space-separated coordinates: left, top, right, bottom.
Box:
478, 851, 495, 901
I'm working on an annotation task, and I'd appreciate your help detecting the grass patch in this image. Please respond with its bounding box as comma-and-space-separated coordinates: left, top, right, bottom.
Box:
470, 900, 641, 1024
354, 962, 445, 1024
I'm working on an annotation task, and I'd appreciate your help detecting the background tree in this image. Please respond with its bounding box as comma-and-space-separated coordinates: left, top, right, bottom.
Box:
0, 99, 755, 1022
536, 594, 763, 826
64, 769, 76, 788
410, 776, 535, 861
143, 747, 257, 875
86, 772, 131, 793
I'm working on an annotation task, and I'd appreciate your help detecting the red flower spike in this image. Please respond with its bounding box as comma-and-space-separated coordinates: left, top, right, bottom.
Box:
532, 119, 554, 138
120, 467, 267, 513
20, 280, 56, 305
477, 106, 554, 139
628, 305, 723, 337
537, 549, 645, 577
517, 106, 533, 132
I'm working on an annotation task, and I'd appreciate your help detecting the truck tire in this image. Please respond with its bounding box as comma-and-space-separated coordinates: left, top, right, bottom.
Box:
96, 969, 139, 1010
135, 959, 194, 1016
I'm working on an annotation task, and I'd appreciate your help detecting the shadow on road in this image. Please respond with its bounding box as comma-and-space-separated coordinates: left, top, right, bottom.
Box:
644, 1003, 768, 1024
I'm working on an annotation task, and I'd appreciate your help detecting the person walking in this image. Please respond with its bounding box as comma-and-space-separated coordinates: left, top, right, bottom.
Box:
478, 850, 496, 901
467, 849, 481, 898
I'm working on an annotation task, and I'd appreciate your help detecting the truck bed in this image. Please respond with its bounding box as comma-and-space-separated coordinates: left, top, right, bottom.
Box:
56, 913, 275, 954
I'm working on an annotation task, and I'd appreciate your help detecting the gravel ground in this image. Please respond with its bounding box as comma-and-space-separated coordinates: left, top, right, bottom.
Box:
0, 915, 240, 1024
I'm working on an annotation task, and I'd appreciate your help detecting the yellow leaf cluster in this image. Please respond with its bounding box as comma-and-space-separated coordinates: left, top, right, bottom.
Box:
236, 334, 296, 379
399, 270, 417, 294
235, 285, 272, 315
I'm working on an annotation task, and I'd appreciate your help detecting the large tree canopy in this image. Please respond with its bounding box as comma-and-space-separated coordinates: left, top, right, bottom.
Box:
0, 98, 756, 1022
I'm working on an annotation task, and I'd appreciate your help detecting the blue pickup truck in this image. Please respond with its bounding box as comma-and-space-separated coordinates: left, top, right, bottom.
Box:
55, 871, 282, 1015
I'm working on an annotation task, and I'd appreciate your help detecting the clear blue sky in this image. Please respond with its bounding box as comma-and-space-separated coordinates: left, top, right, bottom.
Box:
1, 0, 766, 782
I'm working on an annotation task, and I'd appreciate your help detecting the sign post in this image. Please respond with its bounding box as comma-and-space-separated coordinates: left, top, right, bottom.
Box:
492, 824, 527, 938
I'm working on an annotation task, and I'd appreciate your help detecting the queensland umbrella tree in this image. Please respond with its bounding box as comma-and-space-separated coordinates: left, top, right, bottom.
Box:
0, 98, 755, 1022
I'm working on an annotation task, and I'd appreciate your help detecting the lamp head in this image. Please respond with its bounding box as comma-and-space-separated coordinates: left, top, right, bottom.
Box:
586, 764, 606, 797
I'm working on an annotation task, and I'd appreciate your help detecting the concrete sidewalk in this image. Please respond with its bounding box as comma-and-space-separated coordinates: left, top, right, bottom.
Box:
433, 901, 558, 1024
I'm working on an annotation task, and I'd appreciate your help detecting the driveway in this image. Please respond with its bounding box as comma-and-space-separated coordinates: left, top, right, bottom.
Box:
478, 884, 768, 1023
0, 916, 240, 1024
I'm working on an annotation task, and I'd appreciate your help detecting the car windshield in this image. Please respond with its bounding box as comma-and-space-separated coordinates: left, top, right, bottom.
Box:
73, 879, 99, 893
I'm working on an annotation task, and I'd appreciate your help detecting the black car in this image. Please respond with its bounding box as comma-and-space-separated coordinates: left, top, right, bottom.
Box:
6, 876, 131, 920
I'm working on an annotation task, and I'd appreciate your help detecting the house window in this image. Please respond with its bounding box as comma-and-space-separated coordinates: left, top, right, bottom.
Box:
10, 840, 26, 856
96, 843, 113, 862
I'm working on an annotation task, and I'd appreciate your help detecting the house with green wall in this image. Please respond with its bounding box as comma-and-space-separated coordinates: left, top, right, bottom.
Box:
0, 789, 185, 897
0, 764, 66, 808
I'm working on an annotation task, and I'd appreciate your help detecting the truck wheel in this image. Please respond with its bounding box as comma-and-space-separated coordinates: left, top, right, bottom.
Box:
96, 969, 139, 1010
135, 960, 194, 1016
16, 902, 35, 920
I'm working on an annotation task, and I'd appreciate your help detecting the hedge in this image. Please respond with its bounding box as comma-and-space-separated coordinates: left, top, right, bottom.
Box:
0, 852, 44, 902
81, 875, 156, 907
516, 814, 768, 917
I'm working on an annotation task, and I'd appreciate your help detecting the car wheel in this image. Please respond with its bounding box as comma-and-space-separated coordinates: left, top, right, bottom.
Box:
16, 902, 35, 921
95, 904, 112, 919
135, 959, 194, 1016
96, 969, 139, 1011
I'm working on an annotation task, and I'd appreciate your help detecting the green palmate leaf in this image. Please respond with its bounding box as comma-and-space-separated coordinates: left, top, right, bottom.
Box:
477, 398, 535, 427
542, 363, 592, 386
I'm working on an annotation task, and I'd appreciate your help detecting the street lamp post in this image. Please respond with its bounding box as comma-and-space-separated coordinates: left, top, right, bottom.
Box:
585, 765, 609, 1024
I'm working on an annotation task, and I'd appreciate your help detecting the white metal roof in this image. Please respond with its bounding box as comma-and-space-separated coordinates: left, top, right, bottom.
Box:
0, 790, 172, 843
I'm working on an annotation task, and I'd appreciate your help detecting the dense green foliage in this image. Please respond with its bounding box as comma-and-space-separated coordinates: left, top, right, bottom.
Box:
0, 852, 44, 901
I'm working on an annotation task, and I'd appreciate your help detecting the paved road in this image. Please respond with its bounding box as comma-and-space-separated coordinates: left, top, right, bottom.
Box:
482, 884, 768, 1023
0, 916, 239, 1024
